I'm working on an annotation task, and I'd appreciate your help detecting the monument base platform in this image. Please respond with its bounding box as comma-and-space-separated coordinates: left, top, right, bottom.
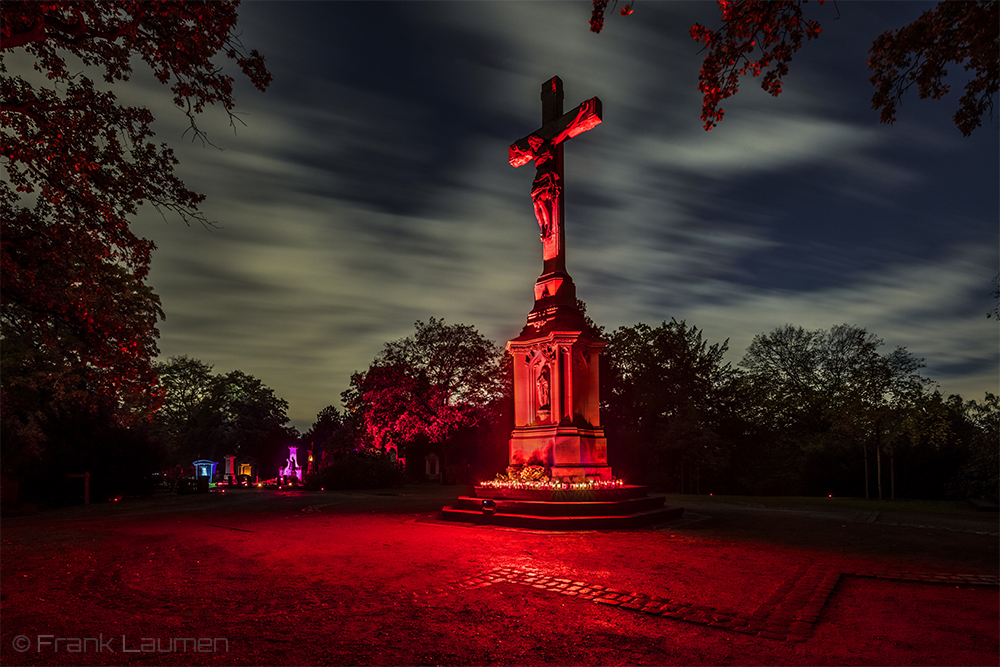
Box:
441, 485, 683, 530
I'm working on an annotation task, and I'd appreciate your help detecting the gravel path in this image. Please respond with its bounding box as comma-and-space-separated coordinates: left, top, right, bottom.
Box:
2, 487, 996, 666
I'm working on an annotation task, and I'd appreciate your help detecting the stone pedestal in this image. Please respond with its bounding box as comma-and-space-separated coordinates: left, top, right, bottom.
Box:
506, 270, 611, 482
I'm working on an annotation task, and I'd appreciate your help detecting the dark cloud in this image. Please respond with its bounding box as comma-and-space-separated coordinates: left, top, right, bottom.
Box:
84, 1, 997, 430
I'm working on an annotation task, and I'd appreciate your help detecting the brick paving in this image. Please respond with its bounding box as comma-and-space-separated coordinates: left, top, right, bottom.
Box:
415, 564, 999, 643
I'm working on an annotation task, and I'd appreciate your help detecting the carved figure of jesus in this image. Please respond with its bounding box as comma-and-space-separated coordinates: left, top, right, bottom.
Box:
531, 169, 560, 242
509, 77, 602, 271
525, 135, 561, 244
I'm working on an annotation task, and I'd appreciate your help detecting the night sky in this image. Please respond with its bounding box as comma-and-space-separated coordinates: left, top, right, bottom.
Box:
110, 2, 996, 430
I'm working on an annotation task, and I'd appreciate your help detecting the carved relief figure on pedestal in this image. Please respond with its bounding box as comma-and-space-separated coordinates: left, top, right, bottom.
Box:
536, 365, 551, 412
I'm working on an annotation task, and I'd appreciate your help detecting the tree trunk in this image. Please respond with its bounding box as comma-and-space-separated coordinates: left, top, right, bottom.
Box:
863, 441, 870, 500
890, 448, 895, 501
876, 440, 883, 500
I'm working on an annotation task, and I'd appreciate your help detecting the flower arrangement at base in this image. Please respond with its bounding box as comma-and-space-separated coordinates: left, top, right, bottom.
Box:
480, 465, 626, 491
480, 465, 561, 490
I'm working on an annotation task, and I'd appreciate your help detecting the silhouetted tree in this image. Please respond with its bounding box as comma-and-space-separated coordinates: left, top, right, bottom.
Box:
949, 392, 1000, 498
154, 356, 224, 461
740, 323, 932, 498
343, 318, 505, 482
1, 2, 271, 459
217, 370, 295, 467
604, 319, 736, 491
154, 357, 292, 469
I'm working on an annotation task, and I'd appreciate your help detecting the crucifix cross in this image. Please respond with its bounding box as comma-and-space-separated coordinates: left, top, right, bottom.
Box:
509, 76, 602, 275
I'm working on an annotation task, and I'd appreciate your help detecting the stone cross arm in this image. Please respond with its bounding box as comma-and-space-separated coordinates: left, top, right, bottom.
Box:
509, 97, 603, 168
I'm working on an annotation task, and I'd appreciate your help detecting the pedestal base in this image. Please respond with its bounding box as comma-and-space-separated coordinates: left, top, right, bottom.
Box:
441, 485, 684, 530
509, 425, 610, 482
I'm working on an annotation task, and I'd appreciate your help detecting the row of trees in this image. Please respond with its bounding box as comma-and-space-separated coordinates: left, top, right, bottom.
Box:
5, 313, 994, 503
604, 320, 996, 499
299, 316, 996, 501
154, 356, 294, 471
2, 353, 295, 504
303, 319, 510, 485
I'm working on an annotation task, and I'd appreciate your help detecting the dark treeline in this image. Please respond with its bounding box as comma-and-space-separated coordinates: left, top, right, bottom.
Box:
4, 318, 995, 505
602, 320, 997, 500
2, 355, 295, 505
305, 317, 996, 501
154, 356, 296, 479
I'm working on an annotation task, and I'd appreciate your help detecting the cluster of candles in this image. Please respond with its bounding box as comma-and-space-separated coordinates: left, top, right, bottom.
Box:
568, 478, 625, 490
480, 478, 625, 490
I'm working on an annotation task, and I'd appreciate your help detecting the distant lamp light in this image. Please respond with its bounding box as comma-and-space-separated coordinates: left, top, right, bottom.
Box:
481, 499, 497, 516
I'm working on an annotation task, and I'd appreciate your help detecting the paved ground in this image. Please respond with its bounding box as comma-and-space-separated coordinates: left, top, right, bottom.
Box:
1, 486, 997, 665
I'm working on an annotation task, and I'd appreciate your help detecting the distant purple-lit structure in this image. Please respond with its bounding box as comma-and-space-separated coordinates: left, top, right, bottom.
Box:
279, 446, 303, 482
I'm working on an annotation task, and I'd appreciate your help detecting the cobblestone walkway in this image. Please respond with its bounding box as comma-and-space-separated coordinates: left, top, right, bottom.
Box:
414, 565, 999, 643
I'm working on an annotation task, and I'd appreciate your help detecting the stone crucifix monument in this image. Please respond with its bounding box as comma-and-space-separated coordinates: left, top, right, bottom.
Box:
506, 76, 611, 483
441, 78, 682, 527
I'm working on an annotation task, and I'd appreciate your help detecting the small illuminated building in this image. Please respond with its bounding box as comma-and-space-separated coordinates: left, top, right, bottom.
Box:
193, 460, 218, 480
236, 458, 258, 485
222, 456, 237, 484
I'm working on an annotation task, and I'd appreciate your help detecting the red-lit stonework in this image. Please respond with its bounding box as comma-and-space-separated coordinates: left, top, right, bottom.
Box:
442, 77, 680, 528
506, 76, 610, 483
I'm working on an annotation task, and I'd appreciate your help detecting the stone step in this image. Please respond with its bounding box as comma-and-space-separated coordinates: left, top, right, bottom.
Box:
440, 504, 683, 530
451, 494, 669, 517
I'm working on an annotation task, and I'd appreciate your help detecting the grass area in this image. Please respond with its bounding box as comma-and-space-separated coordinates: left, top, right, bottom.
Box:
661, 493, 997, 520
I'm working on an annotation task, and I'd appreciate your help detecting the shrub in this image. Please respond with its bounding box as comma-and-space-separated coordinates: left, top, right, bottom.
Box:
307, 451, 403, 490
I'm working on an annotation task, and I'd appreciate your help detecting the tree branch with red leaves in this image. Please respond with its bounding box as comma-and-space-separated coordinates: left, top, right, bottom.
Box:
1, 1, 270, 443
868, 1, 998, 137
343, 319, 505, 454
590, 0, 997, 135
690, 0, 825, 131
